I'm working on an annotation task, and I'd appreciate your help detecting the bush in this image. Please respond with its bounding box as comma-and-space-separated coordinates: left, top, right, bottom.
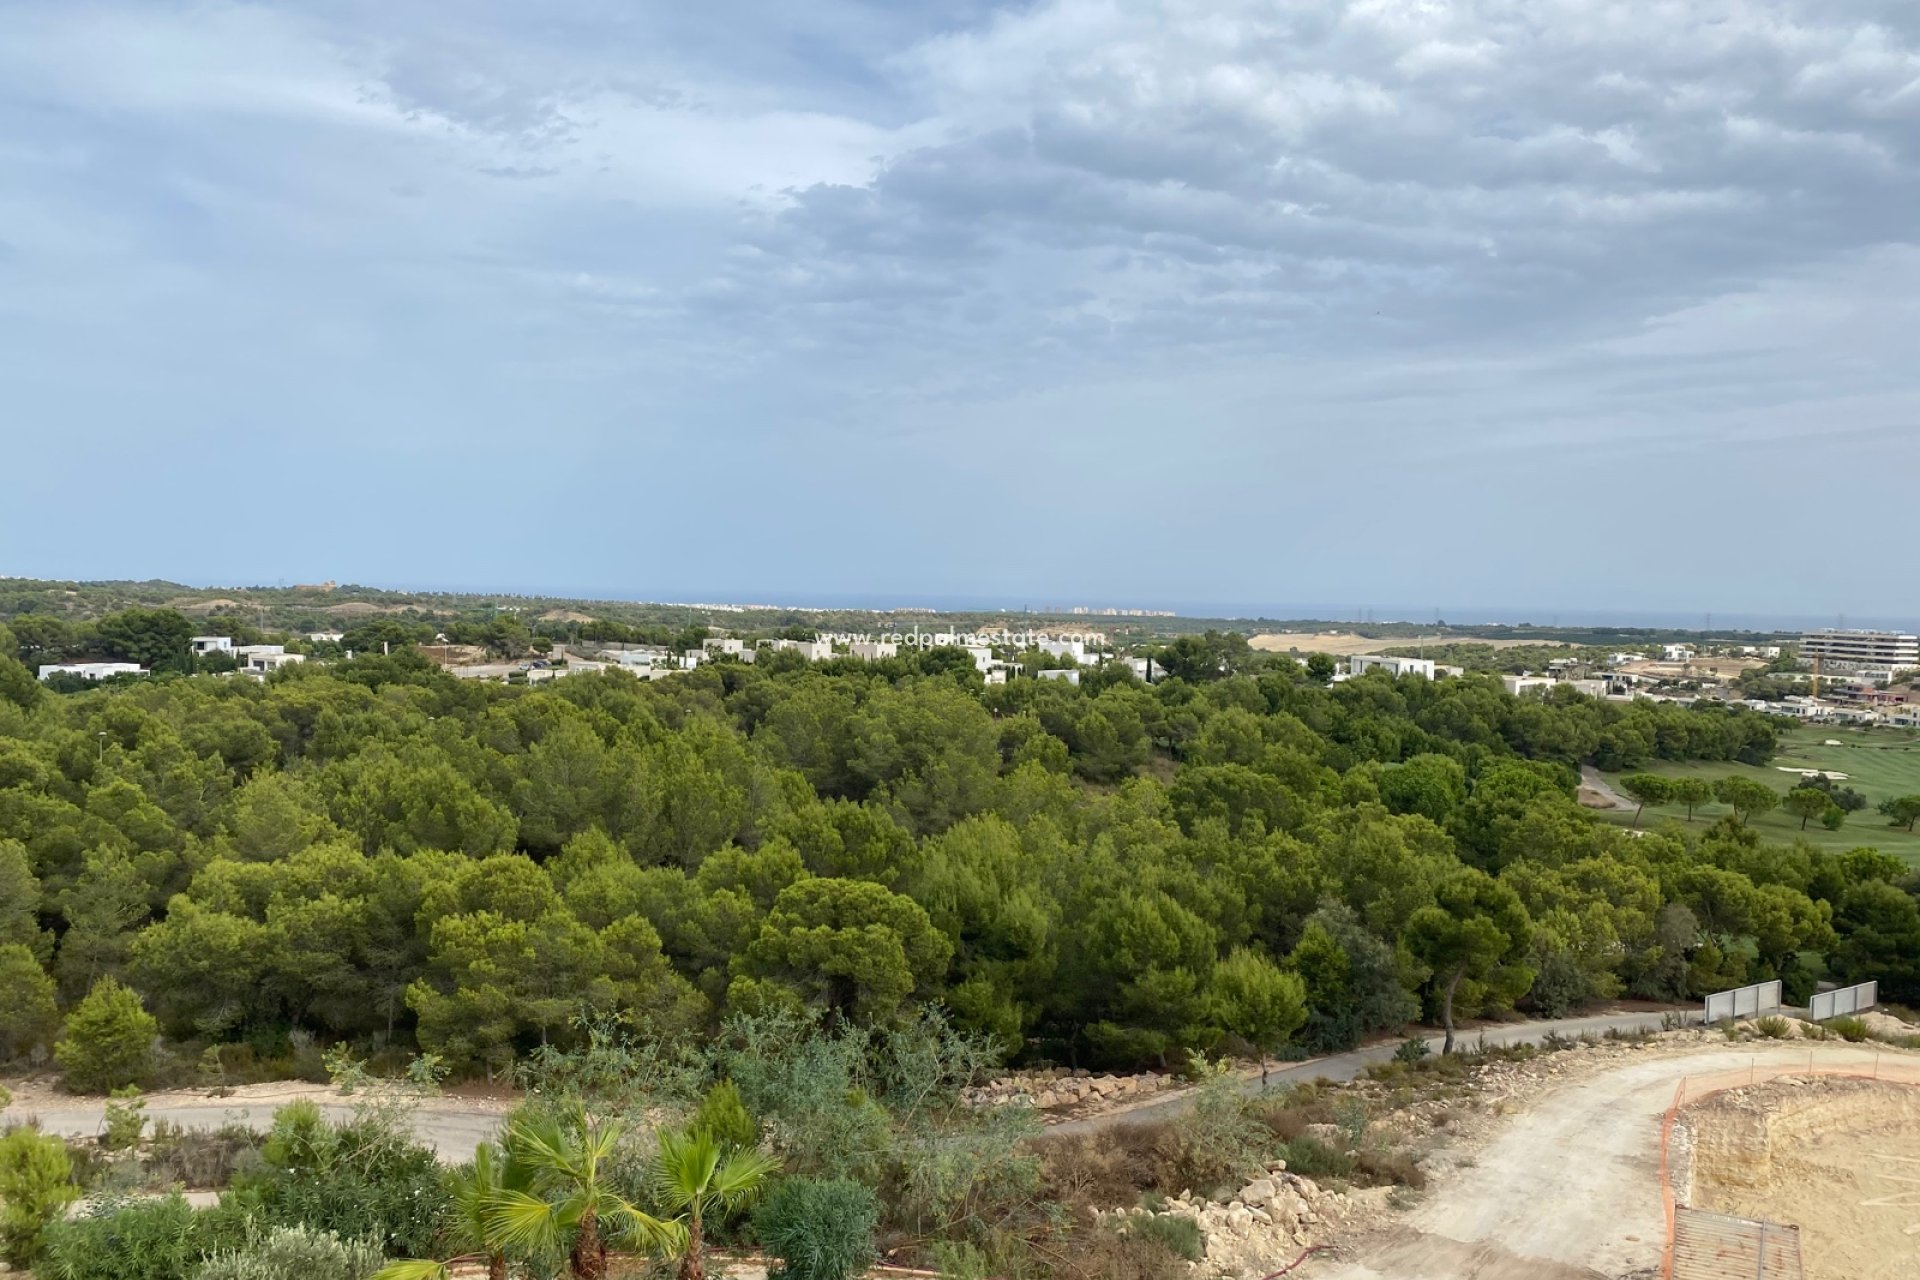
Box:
1825, 1015, 1871, 1042
691, 1079, 759, 1150
41, 1193, 225, 1280
1752, 1016, 1793, 1040
1279, 1136, 1353, 1180
226, 1101, 447, 1257
1393, 1036, 1431, 1063
1052, 1221, 1190, 1280
104, 1085, 149, 1150
194, 1224, 385, 1280
1125, 1213, 1203, 1262
145, 1121, 264, 1190
753, 1176, 879, 1280
57, 977, 158, 1093
0, 1126, 81, 1267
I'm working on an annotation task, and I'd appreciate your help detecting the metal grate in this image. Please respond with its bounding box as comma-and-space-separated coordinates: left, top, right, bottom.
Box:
1671, 1207, 1804, 1280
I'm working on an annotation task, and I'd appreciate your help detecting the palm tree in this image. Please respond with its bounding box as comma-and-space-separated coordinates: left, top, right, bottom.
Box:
490, 1104, 684, 1280
449, 1141, 526, 1280
649, 1128, 778, 1280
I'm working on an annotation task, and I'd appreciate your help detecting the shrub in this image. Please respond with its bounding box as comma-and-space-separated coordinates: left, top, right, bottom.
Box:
56, 977, 158, 1093
194, 1224, 385, 1280
104, 1085, 149, 1151
1393, 1036, 1430, 1063
226, 1102, 447, 1257
691, 1079, 759, 1149
1752, 1016, 1793, 1040
1053, 1221, 1189, 1280
1280, 1136, 1353, 1181
41, 1192, 230, 1280
1825, 1015, 1871, 1043
145, 1121, 263, 1190
0, 1126, 81, 1266
1125, 1213, 1203, 1262
930, 1240, 991, 1280
753, 1176, 879, 1280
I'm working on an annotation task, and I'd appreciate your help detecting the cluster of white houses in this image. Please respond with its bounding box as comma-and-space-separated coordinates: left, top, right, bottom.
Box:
37, 635, 307, 683
567, 634, 1161, 687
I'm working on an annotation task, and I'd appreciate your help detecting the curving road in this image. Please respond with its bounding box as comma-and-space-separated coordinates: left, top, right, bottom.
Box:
1049, 1009, 1686, 1136
12, 1010, 1692, 1164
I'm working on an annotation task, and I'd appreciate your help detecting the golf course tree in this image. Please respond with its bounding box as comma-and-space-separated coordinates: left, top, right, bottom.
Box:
1713, 776, 1780, 826
1405, 869, 1533, 1054
1878, 794, 1920, 832
1669, 778, 1716, 822
1784, 786, 1835, 831
1616, 773, 1672, 828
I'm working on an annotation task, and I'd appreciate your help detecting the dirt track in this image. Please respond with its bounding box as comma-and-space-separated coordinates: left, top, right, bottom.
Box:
1304, 1043, 1894, 1280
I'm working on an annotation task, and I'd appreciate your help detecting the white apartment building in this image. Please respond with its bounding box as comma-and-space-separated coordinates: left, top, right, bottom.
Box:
1662, 645, 1695, 662
1503, 675, 1557, 696
848, 642, 898, 661
1348, 654, 1435, 679
190, 635, 234, 655
1037, 639, 1086, 663
39, 662, 145, 681
701, 637, 745, 656
1800, 630, 1919, 674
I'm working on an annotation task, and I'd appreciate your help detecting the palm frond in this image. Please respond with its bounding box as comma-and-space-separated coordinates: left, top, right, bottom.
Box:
604, 1195, 690, 1255
709, 1146, 779, 1207
369, 1262, 452, 1280
483, 1187, 564, 1256
648, 1127, 720, 1211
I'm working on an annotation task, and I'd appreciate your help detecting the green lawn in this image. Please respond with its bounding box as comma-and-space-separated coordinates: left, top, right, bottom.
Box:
1596, 725, 1920, 863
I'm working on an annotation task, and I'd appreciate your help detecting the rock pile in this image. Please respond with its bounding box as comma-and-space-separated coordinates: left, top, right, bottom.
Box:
962, 1068, 1174, 1111
1102, 1164, 1380, 1278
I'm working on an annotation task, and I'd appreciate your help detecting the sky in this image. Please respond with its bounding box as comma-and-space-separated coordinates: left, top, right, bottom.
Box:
2, 1, 1917, 623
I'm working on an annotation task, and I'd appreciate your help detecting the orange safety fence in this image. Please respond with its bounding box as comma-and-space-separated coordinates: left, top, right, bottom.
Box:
1656, 1051, 1920, 1279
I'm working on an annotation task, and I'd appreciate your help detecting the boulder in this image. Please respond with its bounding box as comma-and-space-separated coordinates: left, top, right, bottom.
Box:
1239, 1177, 1279, 1205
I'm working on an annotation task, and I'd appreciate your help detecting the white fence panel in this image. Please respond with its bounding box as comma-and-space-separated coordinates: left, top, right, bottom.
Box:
1810, 980, 1878, 1021
1704, 979, 1782, 1023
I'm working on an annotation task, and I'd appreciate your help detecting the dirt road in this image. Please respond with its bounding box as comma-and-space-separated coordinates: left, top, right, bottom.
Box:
1304, 1042, 1892, 1280
1049, 1010, 1683, 1136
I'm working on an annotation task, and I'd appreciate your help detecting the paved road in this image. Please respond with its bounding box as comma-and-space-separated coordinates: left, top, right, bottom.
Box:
1578, 765, 1631, 811
18, 1096, 507, 1163
16, 1011, 1688, 1161
1049, 1010, 1685, 1136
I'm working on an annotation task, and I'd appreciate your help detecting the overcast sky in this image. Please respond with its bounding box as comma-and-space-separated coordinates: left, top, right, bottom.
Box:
3, 1, 1916, 622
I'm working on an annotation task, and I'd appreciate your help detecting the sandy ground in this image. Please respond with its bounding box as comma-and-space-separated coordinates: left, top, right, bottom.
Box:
1687, 1078, 1920, 1280
1303, 1043, 1895, 1280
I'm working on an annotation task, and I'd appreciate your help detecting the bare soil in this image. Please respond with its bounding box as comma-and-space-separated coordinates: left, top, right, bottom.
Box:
1685, 1077, 1920, 1280
1304, 1042, 1904, 1280
1248, 633, 1570, 656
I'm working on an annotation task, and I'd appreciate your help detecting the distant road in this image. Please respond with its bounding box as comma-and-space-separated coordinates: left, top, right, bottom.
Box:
15, 1010, 1686, 1161
1049, 1009, 1684, 1136
1578, 765, 1631, 811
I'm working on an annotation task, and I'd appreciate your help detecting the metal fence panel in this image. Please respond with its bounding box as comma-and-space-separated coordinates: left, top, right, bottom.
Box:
1704, 980, 1781, 1023
1810, 980, 1878, 1021
1672, 1208, 1804, 1280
